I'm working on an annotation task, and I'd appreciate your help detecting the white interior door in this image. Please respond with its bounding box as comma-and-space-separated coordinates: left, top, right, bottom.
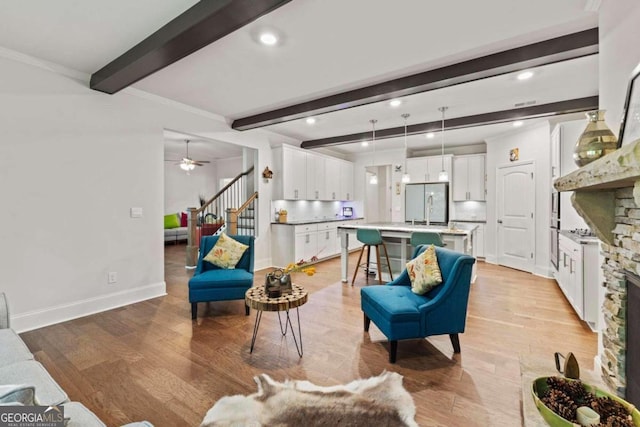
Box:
496, 162, 535, 272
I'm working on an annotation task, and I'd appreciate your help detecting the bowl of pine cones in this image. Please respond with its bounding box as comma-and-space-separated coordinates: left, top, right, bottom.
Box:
532, 376, 639, 426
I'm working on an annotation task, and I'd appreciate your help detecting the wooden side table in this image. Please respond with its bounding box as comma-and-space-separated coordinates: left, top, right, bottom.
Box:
245, 284, 308, 357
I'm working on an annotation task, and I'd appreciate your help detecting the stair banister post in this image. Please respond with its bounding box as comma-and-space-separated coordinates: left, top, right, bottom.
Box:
228, 208, 238, 235
186, 207, 199, 268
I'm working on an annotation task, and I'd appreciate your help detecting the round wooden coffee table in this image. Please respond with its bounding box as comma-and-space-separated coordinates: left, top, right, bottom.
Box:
245, 284, 308, 357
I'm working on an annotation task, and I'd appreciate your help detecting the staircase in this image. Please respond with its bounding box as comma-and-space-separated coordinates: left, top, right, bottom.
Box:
186, 166, 258, 267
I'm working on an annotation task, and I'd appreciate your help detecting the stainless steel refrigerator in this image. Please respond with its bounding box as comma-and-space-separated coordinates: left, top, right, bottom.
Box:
405, 183, 449, 224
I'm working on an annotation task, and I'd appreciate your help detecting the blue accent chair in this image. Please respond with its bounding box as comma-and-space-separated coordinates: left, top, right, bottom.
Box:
361, 245, 476, 363
189, 235, 255, 319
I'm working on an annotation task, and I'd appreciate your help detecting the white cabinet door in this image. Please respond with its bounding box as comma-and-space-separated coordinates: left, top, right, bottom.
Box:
452, 157, 470, 201
467, 155, 486, 200
324, 157, 341, 200
471, 223, 485, 258
281, 147, 307, 200
339, 161, 354, 201
306, 154, 325, 200
453, 154, 485, 201
406, 157, 427, 183
295, 231, 318, 262
317, 228, 337, 258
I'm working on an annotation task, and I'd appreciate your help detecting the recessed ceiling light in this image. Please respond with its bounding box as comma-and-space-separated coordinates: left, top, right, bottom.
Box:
425, 132, 435, 139
259, 32, 278, 46
513, 121, 524, 127
306, 117, 316, 125
361, 141, 369, 147
389, 99, 402, 108
517, 71, 534, 80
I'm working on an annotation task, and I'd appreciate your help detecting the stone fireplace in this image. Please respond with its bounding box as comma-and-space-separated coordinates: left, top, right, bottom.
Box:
555, 139, 640, 402
600, 187, 639, 398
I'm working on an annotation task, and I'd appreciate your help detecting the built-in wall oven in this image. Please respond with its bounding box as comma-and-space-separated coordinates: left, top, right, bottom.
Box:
550, 191, 560, 270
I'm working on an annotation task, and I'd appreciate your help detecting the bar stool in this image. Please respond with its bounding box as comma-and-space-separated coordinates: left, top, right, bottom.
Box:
351, 229, 393, 286
410, 231, 445, 247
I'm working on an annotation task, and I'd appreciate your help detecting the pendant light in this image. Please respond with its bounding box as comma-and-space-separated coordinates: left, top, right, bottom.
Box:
369, 119, 378, 185
401, 113, 411, 183
438, 106, 449, 182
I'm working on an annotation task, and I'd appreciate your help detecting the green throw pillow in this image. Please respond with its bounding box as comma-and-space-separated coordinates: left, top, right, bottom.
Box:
164, 213, 180, 229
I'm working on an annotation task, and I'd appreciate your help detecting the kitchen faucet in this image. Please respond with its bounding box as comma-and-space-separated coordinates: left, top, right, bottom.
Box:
426, 192, 434, 226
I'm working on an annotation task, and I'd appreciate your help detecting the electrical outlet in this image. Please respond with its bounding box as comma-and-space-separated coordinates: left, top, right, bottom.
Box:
108, 272, 118, 284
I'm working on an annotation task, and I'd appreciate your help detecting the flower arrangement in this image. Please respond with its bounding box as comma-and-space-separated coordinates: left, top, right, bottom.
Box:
283, 256, 318, 276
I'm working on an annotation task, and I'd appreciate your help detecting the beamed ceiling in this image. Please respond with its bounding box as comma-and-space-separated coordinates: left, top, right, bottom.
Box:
0, 0, 600, 156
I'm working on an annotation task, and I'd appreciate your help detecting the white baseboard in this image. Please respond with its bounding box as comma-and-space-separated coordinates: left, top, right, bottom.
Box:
484, 255, 497, 264
11, 282, 167, 333
255, 257, 271, 272
534, 265, 554, 279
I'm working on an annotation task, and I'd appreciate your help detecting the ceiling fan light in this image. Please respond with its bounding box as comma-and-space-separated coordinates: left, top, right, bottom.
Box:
180, 162, 190, 171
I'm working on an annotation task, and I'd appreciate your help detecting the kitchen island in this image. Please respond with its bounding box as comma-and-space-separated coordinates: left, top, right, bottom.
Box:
337, 222, 477, 283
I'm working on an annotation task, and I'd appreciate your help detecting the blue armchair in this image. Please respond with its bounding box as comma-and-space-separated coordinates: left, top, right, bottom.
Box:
189, 235, 255, 319
361, 245, 475, 363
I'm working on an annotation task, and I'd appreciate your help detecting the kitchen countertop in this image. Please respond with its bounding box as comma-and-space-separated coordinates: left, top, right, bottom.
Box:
451, 219, 487, 224
337, 221, 476, 236
559, 230, 600, 244
271, 217, 364, 225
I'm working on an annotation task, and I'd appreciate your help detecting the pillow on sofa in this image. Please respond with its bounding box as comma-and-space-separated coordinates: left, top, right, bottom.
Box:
180, 212, 188, 227
406, 245, 442, 295
204, 233, 248, 269
164, 213, 180, 229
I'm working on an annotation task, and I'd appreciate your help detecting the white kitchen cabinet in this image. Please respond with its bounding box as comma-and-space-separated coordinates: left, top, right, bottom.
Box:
294, 225, 318, 262
271, 220, 362, 268
555, 234, 599, 329
306, 155, 325, 200
339, 161, 354, 201
324, 157, 341, 200
467, 222, 485, 258
273, 145, 355, 201
452, 154, 485, 201
317, 222, 337, 259
406, 155, 452, 183
273, 146, 307, 200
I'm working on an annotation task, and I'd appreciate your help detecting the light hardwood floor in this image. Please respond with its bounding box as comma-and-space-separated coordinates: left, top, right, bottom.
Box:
20, 244, 597, 426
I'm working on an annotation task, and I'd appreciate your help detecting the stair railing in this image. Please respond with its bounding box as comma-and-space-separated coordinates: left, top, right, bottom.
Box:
186, 166, 256, 267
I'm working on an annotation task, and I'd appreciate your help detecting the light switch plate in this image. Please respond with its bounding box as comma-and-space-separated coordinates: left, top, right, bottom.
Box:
130, 207, 143, 218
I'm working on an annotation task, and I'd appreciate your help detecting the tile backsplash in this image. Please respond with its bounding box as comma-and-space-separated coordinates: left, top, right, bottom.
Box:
271, 200, 360, 222
452, 201, 486, 221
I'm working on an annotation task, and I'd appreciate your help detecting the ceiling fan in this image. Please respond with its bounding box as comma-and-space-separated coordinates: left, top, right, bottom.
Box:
166, 140, 210, 171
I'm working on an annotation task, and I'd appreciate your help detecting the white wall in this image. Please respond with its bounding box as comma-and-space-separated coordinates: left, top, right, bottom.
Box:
599, 1, 640, 136
0, 50, 273, 332
164, 161, 217, 215
485, 121, 552, 277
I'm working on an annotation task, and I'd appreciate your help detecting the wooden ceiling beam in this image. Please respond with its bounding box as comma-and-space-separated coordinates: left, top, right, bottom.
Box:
90, 0, 291, 94
232, 28, 598, 131
299, 96, 599, 148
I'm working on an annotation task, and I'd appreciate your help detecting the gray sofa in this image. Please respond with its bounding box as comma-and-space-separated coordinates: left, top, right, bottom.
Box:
0, 292, 153, 427
164, 226, 188, 243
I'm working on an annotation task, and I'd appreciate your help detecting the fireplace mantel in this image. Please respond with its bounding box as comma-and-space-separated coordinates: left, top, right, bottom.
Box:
554, 139, 640, 244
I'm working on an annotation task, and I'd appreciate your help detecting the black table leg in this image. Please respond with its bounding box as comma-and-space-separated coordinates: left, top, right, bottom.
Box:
249, 310, 263, 354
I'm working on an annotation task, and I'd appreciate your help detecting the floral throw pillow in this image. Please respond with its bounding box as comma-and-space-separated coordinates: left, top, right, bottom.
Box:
406, 245, 443, 295
203, 233, 249, 269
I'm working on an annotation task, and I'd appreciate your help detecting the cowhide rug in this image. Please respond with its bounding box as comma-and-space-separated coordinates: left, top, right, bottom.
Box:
200, 371, 418, 427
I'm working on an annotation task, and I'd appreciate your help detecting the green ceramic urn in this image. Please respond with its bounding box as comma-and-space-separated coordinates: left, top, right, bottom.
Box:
573, 110, 618, 167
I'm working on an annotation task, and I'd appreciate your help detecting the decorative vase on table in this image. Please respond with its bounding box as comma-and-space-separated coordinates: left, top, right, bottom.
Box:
573, 110, 618, 167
